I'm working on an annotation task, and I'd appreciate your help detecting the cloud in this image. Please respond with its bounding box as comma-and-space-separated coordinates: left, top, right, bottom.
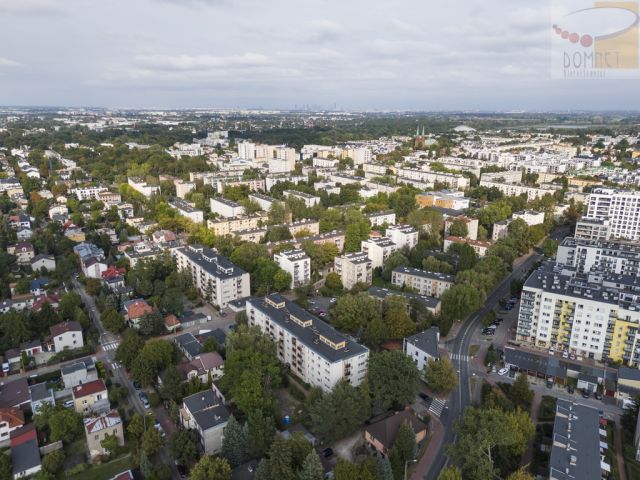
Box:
0, 0, 64, 15
0, 57, 22, 67
136, 53, 272, 71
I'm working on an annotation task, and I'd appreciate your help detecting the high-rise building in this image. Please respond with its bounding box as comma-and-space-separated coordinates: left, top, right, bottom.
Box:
582, 189, 640, 241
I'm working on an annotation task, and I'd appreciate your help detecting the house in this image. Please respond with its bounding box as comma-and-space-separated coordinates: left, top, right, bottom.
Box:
84, 410, 125, 459
174, 333, 202, 360
180, 389, 229, 455
29, 278, 49, 296
49, 321, 83, 352
28, 383, 55, 414
174, 352, 224, 384
19, 340, 42, 358
72, 379, 109, 415
0, 408, 25, 446
15, 229, 32, 241
8, 242, 35, 265
30, 254, 56, 272
364, 410, 428, 455
403, 327, 441, 372
123, 299, 154, 328
31, 295, 60, 314
61, 358, 98, 389
164, 314, 181, 333
11, 438, 41, 479
82, 257, 108, 279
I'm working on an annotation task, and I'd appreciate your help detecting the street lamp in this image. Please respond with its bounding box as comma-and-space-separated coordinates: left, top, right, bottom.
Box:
404, 459, 418, 480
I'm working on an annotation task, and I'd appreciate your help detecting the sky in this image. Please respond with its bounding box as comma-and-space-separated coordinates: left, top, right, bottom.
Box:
0, 0, 639, 110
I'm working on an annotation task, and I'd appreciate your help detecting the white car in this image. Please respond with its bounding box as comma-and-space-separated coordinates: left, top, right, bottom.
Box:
498, 367, 509, 376
562, 351, 569, 358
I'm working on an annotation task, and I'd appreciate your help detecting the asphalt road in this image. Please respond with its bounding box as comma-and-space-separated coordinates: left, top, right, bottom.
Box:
424, 227, 570, 480
72, 279, 179, 479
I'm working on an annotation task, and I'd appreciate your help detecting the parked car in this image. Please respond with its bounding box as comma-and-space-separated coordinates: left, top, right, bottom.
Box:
139, 393, 150, 409
498, 367, 509, 376
546, 378, 554, 388
418, 392, 430, 402
548, 348, 555, 355
322, 448, 334, 458
567, 385, 575, 394
582, 389, 590, 399
63, 400, 74, 409
562, 351, 569, 358
133, 381, 141, 390
595, 392, 603, 400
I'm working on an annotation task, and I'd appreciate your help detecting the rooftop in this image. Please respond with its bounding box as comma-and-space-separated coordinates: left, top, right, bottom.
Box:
404, 327, 440, 357
176, 245, 247, 279
392, 266, 455, 283
72, 379, 107, 399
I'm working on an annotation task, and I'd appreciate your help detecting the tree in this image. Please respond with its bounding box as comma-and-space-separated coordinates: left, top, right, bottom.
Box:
289, 432, 313, 470
139, 451, 152, 479
247, 412, 275, 458
221, 415, 248, 467
447, 242, 478, 271
438, 467, 463, 480
229, 243, 269, 273
169, 430, 198, 466
510, 373, 534, 411
273, 269, 292, 291
324, 272, 343, 292
221, 325, 282, 416
344, 219, 370, 253
425, 358, 458, 395
85, 278, 102, 296
383, 296, 415, 340
131, 339, 175, 386
102, 308, 125, 333
161, 287, 184, 315
127, 413, 146, 443
100, 434, 119, 457
41, 450, 65, 474
254, 460, 270, 480
138, 311, 164, 337
441, 284, 483, 323
190, 456, 232, 480
268, 436, 295, 480
381, 251, 409, 281
49, 409, 82, 444
159, 367, 183, 402
299, 451, 324, 480
542, 238, 558, 257
506, 468, 535, 480
508, 218, 531, 256
368, 351, 419, 413
449, 219, 468, 238
0, 453, 12, 480
393, 421, 417, 467
330, 293, 381, 333
115, 328, 144, 369
141, 427, 164, 456
485, 344, 498, 367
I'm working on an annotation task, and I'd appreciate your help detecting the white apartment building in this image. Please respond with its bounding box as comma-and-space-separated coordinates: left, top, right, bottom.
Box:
274, 249, 311, 289
361, 237, 397, 269
575, 218, 611, 241
312, 158, 339, 169
173, 245, 250, 308
391, 267, 454, 298
556, 237, 640, 276
246, 294, 369, 392
70, 186, 108, 201
444, 215, 479, 241
396, 168, 470, 190
127, 177, 160, 197
403, 327, 440, 371
268, 157, 295, 174
365, 211, 397, 227
347, 147, 373, 165
210, 197, 245, 218
516, 261, 640, 365
513, 210, 545, 226
334, 252, 373, 289
248, 193, 278, 212
237, 141, 256, 160
124, 241, 165, 267
385, 225, 419, 251
477, 180, 561, 201
283, 190, 321, 207
175, 180, 196, 199
168, 198, 204, 223
583, 189, 640, 241
444, 236, 492, 257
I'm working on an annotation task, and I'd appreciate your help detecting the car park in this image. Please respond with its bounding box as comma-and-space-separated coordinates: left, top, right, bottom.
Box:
498, 367, 509, 376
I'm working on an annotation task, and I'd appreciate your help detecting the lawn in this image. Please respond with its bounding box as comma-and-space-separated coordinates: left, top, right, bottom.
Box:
538, 396, 557, 422
468, 344, 480, 357
66, 455, 132, 480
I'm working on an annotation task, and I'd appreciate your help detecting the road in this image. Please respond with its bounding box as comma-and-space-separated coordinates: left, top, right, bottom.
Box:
72, 279, 179, 479
424, 227, 569, 480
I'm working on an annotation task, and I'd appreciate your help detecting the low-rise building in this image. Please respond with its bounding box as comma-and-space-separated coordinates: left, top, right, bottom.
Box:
29, 383, 55, 414
180, 389, 229, 455
385, 225, 418, 251
274, 249, 311, 288
11, 437, 41, 479
364, 410, 427, 456
403, 327, 440, 371
49, 321, 83, 352
127, 177, 160, 197
123, 241, 165, 268
123, 299, 154, 328
0, 408, 24, 446
364, 211, 396, 227
246, 294, 369, 392
61, 358, 98, 389
415, 190, 470, 210
84, 411, 125, 459
513, 210, 546, 226
169, 198, 204, 223
334, 252, 373, 289
283, 190, 321, 207
72, 379, 109, 415
207, 213, 269, 236
391, 267, 454, 298
31, 254, 56, 272
492, 219, 510, 241
248, 193, 278, 212
443, 236, 492, 257
361, 237, 397, 269
367, 287, 441, 314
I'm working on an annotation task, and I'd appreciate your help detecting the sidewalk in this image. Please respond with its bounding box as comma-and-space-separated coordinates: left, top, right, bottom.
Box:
411, 415, 444, 480
614, 419, 628, 480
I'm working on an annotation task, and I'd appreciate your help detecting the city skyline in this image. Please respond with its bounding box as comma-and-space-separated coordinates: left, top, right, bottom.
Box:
2, 0, 639, 110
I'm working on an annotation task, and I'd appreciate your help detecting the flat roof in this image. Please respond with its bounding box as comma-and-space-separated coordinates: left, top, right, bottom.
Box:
392, 266, 455, 283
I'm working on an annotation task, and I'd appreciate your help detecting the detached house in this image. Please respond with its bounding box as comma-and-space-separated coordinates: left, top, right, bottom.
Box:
31, 254, 56, 272
84, 411, 125, 459
364, 410, 427, 456
48, 321, 83, 352
180, 389, 229, 455
0, 408, 25, 447
8, 242, 35, 265
72, 379, 109, 415
123, 299, 154, 328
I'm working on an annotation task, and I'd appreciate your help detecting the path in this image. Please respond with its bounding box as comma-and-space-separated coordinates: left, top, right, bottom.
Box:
411, 416, 444, 480
614, 419, 628, 480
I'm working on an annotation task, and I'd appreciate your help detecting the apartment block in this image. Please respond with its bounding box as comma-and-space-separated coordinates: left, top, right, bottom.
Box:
169, 198, 204, 223
513, 209, 545, 226
582, 188, 640, 241
385, 225, 419, 251
248, 193, 278, 212
361, 237, 397, 269
403, 327, 440, 371
283, 190, 321, 207
443, 215, 479, 241
207, 213, 269, 236
246, 294, 369, 392
210, 197, 245, 218
516, 261, 640, 365
173, 245, 250, 308
127, 177, 160, 197
478, 179, 561, 201
70, 186, 108, 201
556, 237, 640, 276
274, 249, 311, 288
334, 252, 373, 289
415, 190, 471, 210
391, 267, 454, 298
174, 180, 196, 199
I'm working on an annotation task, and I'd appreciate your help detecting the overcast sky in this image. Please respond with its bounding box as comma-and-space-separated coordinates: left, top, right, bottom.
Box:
0, 0, 638, 110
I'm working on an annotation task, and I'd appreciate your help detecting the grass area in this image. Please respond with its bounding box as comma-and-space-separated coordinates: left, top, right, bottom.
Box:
538, 396, 557, 422
66, 455, 132, 480
468, 344, 480, 357
626, 454, 640, 480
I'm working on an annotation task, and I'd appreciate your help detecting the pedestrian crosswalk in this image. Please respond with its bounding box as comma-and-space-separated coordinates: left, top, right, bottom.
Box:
110, 361, 123, 370
428, 398, 447, 417
102, 341, 119, 351
450, 353, 471, 362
